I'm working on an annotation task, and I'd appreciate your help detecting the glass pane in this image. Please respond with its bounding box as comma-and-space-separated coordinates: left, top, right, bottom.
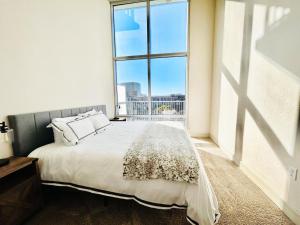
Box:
114, 3, 147, 57
150, 0, 188, 54
150, 57, 186, 115
116, 60, 148, 115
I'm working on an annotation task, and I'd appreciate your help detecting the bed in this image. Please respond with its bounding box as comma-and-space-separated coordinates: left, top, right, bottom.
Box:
8, 105, 220, 225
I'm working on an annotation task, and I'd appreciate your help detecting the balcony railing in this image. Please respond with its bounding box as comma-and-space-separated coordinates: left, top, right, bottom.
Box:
118, 101, 186, 120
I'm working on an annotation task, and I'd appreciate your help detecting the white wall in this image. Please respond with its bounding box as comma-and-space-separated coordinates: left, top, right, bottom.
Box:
0, 0, 115, 157
0, 0, 217, 157
188, 0, 215, 137
211, 0, 300, 223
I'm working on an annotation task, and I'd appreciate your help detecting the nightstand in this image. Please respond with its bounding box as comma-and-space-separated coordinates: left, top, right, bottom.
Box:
0, 157, 43, 225
110, 117, 126, 122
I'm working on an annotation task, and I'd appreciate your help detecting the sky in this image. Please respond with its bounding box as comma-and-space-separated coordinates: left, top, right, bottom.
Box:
114, 1, 187, 96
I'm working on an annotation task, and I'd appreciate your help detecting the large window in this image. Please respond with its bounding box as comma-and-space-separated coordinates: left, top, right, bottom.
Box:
111, 0, 188, 118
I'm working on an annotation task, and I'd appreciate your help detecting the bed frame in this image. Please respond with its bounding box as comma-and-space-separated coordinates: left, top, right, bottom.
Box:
7, 105, 211, 225
8, 105, 106, 157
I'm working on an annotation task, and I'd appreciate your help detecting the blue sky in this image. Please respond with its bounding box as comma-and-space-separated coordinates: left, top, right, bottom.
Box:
114, 1, 187, 96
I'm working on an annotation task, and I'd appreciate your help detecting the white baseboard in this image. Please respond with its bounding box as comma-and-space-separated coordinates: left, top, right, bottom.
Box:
209, 134, 218, 145
210, 138, 235, 161
240, 162, 300, 225
190, 133, 210, 138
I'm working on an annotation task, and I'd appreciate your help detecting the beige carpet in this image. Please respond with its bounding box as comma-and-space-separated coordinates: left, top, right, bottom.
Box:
195, 138, 294, 225
25, 139, 294, 225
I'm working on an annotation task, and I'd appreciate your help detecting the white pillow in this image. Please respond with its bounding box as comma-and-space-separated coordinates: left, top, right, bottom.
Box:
49, 117, 95, 145
47, 116, 78, 144
52, 116, 78, 123
88, 113, 111, 132
50, 120, 79, 145
78, 109, 98, 117
66, 117, 96, 141
51, 125, 64, 144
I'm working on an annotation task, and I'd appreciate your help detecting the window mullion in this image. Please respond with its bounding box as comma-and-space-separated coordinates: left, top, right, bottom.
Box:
113, 52, 187, 61
146, 0, 152, 116
111, 4, 118, 116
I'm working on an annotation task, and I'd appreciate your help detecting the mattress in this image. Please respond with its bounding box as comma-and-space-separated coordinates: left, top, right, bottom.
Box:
29, 121, 220, 225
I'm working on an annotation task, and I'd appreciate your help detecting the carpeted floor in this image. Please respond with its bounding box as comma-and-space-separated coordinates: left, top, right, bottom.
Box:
25, 139, 294, 225
194, 139, 294, 225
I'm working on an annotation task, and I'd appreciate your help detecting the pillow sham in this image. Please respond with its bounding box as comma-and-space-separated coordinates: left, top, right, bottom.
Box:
52, 116, 78, 123
78, 109, 98, 117
50, 120, 79, 145
88, 113, 111, 132
66, 117, 96, 141
47, 116, 78, 144
49, 117, 96, 145
51, 125, 64, 144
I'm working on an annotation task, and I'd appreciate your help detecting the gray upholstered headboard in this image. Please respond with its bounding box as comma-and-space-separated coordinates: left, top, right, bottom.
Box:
8, 105, 106, 157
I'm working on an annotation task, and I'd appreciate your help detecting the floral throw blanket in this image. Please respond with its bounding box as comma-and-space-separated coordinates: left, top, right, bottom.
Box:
123, 122, 199, 184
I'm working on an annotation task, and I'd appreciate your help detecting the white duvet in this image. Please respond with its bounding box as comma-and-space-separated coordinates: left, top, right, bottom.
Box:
29, 121, 220, 225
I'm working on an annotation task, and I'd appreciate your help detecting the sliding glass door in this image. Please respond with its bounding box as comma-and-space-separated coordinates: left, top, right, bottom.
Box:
111, 0, 188, 118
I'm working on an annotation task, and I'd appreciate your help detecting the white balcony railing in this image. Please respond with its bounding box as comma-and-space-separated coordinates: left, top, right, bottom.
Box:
118, 101, 185, 120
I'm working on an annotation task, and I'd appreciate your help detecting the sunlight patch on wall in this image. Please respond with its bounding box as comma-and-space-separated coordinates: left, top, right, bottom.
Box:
242, 110, 289, 201
268, 6, 290, 28
217, 72, 239, 156
256, 3, 299, 78
222, 1, 245, 84
247, 4, 299, 157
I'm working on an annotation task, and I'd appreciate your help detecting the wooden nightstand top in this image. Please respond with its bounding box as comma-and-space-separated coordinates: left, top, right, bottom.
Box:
0, 157, 38, 179
110, 117, 126, 122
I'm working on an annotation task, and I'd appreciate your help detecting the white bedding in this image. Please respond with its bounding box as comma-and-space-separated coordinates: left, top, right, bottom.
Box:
29, 121, 220, 225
